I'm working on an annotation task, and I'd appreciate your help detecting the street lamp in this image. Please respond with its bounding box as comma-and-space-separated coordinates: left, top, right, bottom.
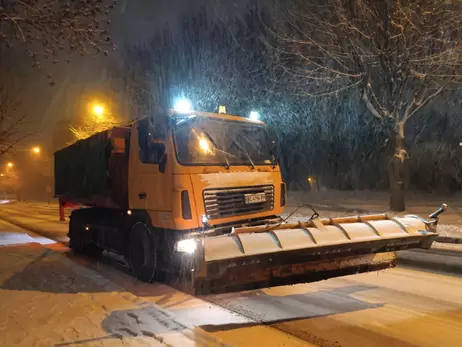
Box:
91, 103, 106, 120
31, 146, 41, 154
7, 162, 13, 168
93, 104, 104, 115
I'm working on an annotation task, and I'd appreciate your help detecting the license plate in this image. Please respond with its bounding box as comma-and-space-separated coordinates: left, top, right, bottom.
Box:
245, 193, 266, 204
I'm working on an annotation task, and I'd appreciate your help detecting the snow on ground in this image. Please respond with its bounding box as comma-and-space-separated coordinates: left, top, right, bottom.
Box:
0, 244, 172, 347
436, 224, 462, 237
0, 218, 220, 347
0, 231, 57, 246
0, 192, 461, 347
0, 219, 308, 347
0, 242, 259, 347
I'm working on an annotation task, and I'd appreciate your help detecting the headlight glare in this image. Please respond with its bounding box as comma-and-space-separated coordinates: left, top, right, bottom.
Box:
176, 239, 197, 254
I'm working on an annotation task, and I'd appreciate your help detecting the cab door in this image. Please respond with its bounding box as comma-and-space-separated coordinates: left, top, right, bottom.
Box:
128, 117, 173, 226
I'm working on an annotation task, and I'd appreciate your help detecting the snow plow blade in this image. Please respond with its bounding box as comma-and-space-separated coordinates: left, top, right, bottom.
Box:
191, 213, 439, 295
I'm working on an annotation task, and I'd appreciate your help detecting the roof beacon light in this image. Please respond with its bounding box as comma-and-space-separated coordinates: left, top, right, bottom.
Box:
174, 99, 192, 113
249, 111, 260, 121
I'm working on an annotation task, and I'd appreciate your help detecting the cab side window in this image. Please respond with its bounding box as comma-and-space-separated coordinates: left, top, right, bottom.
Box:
138, 118, 166, 164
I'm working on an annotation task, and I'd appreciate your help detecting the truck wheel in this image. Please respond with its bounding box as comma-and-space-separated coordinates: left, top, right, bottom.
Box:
69, 215, 103, 258
84, 244, 104, 258
128, 223, 157, 283
69, 215, 85, 253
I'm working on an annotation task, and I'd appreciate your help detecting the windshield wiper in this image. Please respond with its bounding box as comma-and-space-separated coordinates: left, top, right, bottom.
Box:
231, 137, 255, 170
201, 129, 231, 169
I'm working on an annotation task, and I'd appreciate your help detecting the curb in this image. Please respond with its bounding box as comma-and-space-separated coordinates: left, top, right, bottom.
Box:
397, 247, 462, 275
435, 236, 462, 244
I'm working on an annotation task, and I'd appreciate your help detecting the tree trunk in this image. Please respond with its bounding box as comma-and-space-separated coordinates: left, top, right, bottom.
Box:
388, 122, 408, 212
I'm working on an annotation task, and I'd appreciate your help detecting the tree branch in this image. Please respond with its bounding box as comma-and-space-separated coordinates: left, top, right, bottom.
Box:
362, 89, 383, 120
403, 86, 444, 123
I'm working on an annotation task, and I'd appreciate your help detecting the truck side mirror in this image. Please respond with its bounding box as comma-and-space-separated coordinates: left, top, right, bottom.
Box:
159, 153, 167, 173
145, 142, 167, 172
151, 143, 167, 173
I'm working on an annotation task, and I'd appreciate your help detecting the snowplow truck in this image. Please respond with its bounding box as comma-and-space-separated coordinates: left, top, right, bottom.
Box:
54, 109, 444, 295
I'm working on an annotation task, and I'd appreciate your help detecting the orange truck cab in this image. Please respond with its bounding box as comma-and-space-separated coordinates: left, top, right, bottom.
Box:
128, 110, 286, 232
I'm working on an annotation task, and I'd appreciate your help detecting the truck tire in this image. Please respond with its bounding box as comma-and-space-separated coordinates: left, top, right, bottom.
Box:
69, 214, 103, 258
128, 223, 157, 283
83, 244, 104, 258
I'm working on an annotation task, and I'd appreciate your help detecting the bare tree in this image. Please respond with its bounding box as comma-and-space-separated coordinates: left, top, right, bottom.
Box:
0, 83, 28, 156
120, 8, 273, 117
1, 0, 115, 82
277, 0, 462, 210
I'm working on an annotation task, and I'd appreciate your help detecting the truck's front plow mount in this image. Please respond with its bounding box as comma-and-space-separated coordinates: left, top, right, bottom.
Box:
185, 206, 446, 295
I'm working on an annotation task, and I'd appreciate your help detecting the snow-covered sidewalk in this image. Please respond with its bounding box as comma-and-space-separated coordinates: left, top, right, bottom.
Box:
0, 202, 70, 243
0, 244, 170, 346
0, 219, 226, 347
1, 233, 243, 347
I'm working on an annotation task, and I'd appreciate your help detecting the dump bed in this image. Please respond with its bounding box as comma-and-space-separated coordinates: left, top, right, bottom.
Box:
54, 127, 130, 208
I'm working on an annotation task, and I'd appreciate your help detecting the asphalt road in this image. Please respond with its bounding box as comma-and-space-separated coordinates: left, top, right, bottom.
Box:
2, 204, 462, 347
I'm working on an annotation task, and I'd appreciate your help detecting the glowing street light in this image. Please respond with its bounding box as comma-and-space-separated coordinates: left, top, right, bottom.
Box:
93, 104, 104, 116
31, 146, 41, 154
6, 162, 13, 168
88, 101, 108, 122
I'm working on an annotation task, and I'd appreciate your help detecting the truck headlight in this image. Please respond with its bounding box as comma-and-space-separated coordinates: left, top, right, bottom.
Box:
175, 239, 197, 254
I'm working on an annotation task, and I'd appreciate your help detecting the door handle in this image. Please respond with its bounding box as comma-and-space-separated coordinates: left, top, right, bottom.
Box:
138, 192, 147, 200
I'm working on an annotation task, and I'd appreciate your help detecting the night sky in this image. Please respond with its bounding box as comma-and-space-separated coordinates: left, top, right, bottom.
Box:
2, 0, 264, 150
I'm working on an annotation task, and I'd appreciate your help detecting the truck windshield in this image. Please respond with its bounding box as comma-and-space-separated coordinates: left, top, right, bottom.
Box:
173, 115, 276, 166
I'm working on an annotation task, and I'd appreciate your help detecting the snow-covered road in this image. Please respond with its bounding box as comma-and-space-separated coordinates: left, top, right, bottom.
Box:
0, 218, 308, 347
2, 203, 462, 346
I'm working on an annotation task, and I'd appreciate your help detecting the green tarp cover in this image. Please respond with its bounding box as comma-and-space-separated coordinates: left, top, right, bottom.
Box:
54, 131, 112, 199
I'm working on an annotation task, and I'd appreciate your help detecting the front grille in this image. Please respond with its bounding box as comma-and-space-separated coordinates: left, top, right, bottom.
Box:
203, 185, 274, 220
